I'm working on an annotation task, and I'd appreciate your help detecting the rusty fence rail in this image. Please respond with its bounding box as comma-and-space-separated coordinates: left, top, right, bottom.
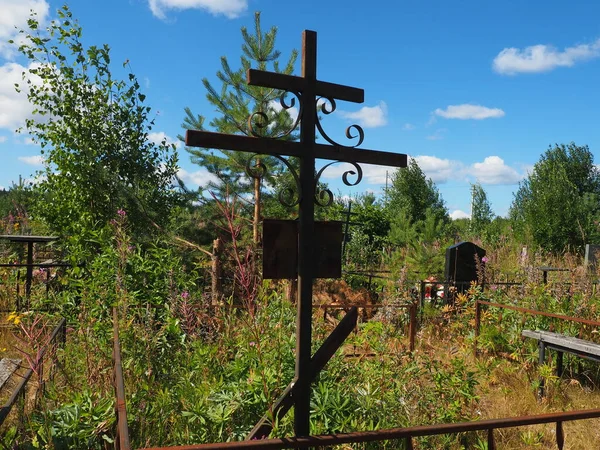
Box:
113, 307, 131, 450
0, 317, 66, 427
473, 299, 600, 358
314, 303, 417, 351
140, 408, 600, 450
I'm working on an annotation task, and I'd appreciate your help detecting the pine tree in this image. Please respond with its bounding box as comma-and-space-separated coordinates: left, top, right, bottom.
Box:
181, 12, 298, 243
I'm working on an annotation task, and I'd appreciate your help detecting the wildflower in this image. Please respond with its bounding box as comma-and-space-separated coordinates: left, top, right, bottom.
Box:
7, 312, 22, 325
181, 291, 190, 300
482, 256, 489, 263
117, 208, 126, 217
249, 341, 256, 347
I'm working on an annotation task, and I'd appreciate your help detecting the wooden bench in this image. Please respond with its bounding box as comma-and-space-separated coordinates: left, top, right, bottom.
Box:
522, 330, 600, 396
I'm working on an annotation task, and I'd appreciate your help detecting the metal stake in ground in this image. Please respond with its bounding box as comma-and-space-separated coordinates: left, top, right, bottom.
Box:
186, 30, 406, 436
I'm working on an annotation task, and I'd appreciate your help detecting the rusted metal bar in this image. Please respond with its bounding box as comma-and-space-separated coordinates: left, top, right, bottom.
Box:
477, 300, 600, 327
113, 307, 131, 450
247, 308, 358, 440
487, 428, 495, 450
409, 303, 417, 352
313, 304, 411, 310
0, 317, 66, 426
141, 408, 600, 449
556, 421, 564, 450
474, 300, 481, 358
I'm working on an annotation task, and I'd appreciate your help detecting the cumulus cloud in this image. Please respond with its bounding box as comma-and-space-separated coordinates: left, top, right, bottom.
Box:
177, 167, 219, 188
0, 62, 39, 130
493, 38, 600, 75
18, 155, 44, 166
339, 101, 388, 128
469, 156, 523, 185
450, 210, 470, 220
148, 131, 181, 148
434, 104, 505, 120
411, 155, 462, 184
269, 99, 299, 123
148, 0, 248, 20
0, 0, 50, 59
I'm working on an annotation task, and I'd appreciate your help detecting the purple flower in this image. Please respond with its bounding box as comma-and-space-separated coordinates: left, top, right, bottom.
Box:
249, 341, 256, 347
117, 208, 126, 217
482, 256, 489, 263
181, 291, 189, 300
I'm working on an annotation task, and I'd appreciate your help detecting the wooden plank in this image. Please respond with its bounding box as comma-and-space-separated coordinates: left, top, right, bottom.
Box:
0, 359, 20, 390
185, 131, 407, 168
523, 330, 600, 358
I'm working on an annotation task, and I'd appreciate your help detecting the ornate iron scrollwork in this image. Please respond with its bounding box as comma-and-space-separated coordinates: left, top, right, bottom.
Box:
245, 153, 301, 207
314, 161, 363, 207
248, 91, 302, 139
315, 97, 365, 148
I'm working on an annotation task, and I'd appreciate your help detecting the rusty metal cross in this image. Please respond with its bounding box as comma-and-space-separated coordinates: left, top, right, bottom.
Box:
186, 30, 406, 437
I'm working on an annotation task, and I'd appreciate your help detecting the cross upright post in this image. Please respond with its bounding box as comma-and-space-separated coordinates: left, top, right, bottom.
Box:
186, 29, 407, 437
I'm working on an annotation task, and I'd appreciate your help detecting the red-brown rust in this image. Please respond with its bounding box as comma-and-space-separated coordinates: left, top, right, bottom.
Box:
140, 409, 600, 449
477, 300, 600, 327
113, 307, 131, 450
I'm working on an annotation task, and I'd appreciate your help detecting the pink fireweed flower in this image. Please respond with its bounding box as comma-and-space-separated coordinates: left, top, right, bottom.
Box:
181, 291, 189, 300
482, 256, 489, 263
117, 208, 126, 217
249, 341, 256, 347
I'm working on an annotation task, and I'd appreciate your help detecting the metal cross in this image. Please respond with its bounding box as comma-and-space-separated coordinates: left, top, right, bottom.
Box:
186, 30, 407, 437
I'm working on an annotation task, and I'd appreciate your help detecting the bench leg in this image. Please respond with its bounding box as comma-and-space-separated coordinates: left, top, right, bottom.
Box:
556, 351, 563, 378
538, 342, 546, 399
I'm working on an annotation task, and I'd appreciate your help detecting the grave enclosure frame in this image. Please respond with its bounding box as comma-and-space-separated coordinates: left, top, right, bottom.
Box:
186, 29, 407, 437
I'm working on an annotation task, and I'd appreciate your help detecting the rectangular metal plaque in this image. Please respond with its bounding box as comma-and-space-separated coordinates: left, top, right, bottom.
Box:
263, 220, 342, 279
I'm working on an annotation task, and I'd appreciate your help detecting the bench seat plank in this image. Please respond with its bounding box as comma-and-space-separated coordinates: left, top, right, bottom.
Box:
522, 330, 600, 358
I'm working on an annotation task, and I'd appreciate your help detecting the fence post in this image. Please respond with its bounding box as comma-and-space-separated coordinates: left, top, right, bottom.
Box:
211, 238, 223, 306
474, 300, 481, 358
409, 302, 417, 352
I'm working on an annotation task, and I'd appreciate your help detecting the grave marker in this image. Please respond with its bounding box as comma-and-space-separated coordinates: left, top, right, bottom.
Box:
445, 241, 486, 293
186, 30, 407, 436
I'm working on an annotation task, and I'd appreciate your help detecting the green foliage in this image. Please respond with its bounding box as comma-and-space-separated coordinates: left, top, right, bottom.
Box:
387, 159, 449, 228
181, 12, 298, 210
15, 6, 179, 251
470, 183, 494, 235
510, 142, 600, 253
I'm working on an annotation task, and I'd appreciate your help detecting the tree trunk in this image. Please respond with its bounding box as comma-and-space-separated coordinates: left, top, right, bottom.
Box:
211, 238, 223, 306
286, 278, 298, 304
253, 161, 261, 245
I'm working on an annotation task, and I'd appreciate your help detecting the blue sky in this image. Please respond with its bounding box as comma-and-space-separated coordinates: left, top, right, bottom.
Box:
1, 0, 600, 218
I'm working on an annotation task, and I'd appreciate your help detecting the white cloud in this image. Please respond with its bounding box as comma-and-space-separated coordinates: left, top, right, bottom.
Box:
412, 155, 461, 184
148, 0, 247, 20
469, 156, 523, 185
434, 104, 505, 120
402, 123, 415, 131
0, 0, 50, 59
339, 101, 388, 128
450, 210, 470, 220
18, 155, 44, 166
148, 131, 181, 148
177, 167, 219, 188
143, 77, 151, 89
426, 128, 447, 141
0, 62, 39, 131
493, 38, 600, 75
0, 136, 6, 143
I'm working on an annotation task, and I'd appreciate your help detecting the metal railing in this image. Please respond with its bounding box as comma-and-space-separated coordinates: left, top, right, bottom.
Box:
112, 306, 131, 450
474, 299, 600, 358
140, 408, 600, 449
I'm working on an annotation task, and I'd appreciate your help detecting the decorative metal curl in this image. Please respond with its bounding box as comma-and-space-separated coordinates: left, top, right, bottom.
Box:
247, 91, 302, 139
314, 161, 363, 207
245, 153, 301, 208
315, 97, 365, 148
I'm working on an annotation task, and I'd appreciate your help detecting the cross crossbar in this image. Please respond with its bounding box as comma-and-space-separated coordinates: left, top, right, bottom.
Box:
185, 130, 407, 168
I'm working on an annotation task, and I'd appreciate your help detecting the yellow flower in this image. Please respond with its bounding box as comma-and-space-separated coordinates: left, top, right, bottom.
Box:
6, 312, 22, 325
